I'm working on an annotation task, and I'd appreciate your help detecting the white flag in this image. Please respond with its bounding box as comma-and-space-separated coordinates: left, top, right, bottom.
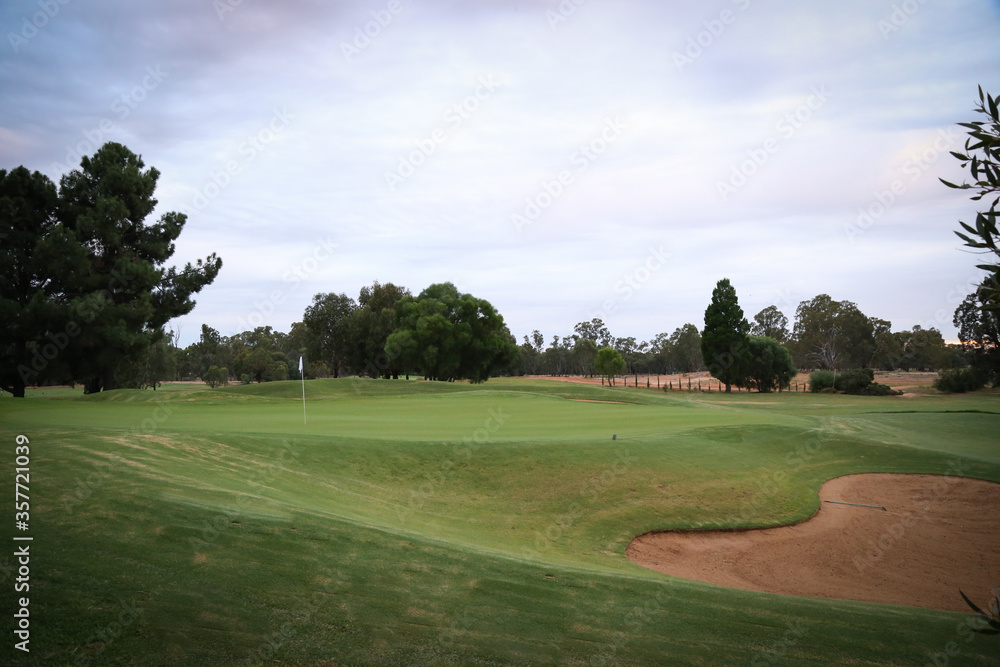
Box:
299, 356, 303, 373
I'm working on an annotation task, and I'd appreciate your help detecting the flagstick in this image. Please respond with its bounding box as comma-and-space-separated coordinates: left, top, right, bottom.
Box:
299, 356, 307, 425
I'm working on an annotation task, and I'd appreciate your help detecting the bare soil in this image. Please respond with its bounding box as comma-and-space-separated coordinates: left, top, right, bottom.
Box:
625, 474, 1000, 613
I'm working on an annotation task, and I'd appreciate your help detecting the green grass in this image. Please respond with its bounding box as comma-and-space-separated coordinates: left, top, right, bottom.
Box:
1, 378, 999, 665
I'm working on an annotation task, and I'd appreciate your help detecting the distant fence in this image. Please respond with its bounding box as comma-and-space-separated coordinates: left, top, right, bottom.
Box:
600, 374, 809, 393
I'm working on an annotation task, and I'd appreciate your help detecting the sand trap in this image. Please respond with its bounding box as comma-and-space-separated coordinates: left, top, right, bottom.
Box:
626, 474, 1000, 613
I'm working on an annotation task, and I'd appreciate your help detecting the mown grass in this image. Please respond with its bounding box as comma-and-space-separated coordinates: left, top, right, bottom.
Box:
1, 378, 998, 665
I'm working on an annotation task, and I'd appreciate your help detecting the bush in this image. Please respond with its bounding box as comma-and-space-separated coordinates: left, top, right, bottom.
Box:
834, 368, 875, 394
858, 382, 903, 396
810, 368, 901, 395
742, 336, 796, 393
933, 368, 987, 394
203, 366, 229, 389
809, 370, 836, 392
240, 374, 252, 385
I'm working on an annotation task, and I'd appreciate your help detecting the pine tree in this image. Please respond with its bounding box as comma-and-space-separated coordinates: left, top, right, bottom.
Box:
56, 143, 222, 392
702, 278, 750, 393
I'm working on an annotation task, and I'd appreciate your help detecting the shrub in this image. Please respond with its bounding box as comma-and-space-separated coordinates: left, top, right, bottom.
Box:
859, 382, 903, 396
834, 368, 875, 394
203, 366, 229, 389
933, 368, 987, 394
809, 370, 836, 392
240, 374, 252, 385
743, 336, 796, 393
811, 368, 901, 395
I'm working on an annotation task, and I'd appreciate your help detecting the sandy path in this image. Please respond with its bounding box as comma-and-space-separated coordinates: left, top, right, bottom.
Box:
626, 474, 1000, 613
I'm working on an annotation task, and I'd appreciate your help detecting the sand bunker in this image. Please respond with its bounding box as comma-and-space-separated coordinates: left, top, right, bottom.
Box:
626, 474, 1000, 613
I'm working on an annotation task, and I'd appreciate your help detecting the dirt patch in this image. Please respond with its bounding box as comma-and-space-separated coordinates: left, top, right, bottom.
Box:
626, 474, 1000, 613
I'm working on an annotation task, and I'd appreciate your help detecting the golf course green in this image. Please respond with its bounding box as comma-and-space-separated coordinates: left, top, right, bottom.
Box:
1, 378, 998, 665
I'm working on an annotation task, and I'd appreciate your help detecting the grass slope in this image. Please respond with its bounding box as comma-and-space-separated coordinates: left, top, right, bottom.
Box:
1, 379, 998, 665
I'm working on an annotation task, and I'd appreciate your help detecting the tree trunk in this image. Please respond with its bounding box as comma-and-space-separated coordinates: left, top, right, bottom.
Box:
725, 382, 732, 393
102, 367, 117, 391
1, 379, 26, 398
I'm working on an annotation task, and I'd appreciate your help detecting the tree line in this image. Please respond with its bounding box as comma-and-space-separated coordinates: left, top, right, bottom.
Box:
57, 275, 994, 393
5, 85, 999, 398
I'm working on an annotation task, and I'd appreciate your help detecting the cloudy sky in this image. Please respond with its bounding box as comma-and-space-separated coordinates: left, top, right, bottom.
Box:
3, 0, 999, 347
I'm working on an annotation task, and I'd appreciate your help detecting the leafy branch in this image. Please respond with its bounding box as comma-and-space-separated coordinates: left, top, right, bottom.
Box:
942, 86, 1000, 309
960, 588, 1000, 635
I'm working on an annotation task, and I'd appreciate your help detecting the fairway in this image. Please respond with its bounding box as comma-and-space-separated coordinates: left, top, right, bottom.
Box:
2, 378, 999, 665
